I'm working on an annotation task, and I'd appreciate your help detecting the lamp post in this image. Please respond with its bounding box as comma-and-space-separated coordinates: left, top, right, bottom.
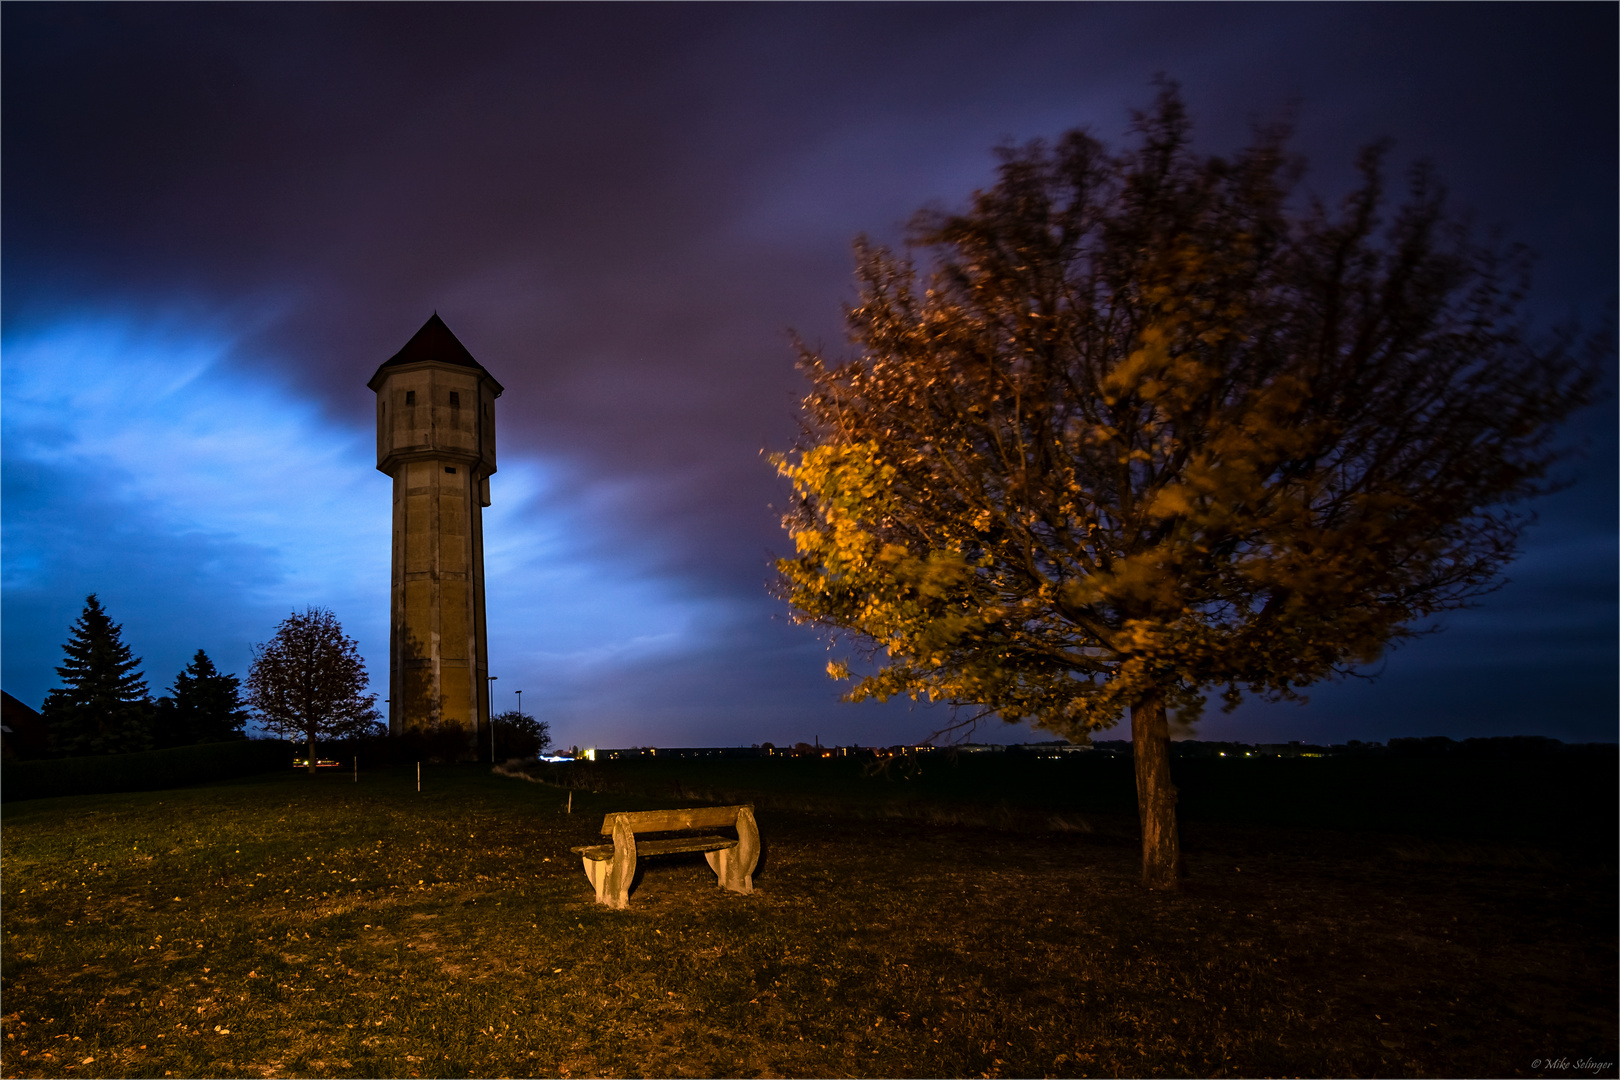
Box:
486, 676, 498, 763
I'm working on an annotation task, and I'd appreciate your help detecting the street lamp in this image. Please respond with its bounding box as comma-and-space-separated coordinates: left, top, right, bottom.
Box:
486, 675, 498, 763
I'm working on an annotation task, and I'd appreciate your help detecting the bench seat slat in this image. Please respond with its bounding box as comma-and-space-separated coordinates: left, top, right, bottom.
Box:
636, 835, 739, 857
571, 834, 738, 861
597, 807, 744, 835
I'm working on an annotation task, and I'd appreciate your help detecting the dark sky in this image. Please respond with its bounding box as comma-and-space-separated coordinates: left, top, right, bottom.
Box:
4, 3, 1615, 749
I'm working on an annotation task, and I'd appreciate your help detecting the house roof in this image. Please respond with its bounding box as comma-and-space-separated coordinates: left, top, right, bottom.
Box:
367, 314, 504, 393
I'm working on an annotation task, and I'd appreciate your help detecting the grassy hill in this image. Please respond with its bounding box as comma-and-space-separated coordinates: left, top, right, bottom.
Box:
1, 759, 1613, 1077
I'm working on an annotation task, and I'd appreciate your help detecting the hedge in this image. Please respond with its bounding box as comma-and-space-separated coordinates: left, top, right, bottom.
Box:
1, 739, 289, 803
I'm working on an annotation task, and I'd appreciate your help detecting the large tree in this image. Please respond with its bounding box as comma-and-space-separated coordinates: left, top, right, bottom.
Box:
775, 88, 1605, 889
42, 594, 152, 755
246, 608, 381, 773
152, 650, 249, 748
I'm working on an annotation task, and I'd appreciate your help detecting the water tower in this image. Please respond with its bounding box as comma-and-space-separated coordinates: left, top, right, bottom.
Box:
368, 314, 503, 757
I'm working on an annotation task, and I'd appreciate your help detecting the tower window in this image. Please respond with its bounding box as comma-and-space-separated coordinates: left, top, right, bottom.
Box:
405, 390, 416, 406
445, 466, 457, 474
449, 391, 461, 407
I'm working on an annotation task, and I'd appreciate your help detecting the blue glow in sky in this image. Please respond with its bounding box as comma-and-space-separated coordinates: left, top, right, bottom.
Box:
1, 315, 736, 748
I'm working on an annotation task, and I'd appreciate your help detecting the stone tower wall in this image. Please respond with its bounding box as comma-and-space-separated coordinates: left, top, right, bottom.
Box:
373, 361, 499, 755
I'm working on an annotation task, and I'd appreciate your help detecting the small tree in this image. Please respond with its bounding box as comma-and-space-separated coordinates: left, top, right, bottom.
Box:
246, 608, 381, 773
42, 594, 152, 755
492, 709, 553, 760
152, 649, 249, 748
775, 87, 1606, 889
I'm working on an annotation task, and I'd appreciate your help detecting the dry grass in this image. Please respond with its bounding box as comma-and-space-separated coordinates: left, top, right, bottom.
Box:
1, 763, 1614, 1078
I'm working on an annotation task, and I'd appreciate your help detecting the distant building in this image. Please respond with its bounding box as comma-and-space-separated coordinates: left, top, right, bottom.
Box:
1, 691, 49, 760
595, 746, 769, 761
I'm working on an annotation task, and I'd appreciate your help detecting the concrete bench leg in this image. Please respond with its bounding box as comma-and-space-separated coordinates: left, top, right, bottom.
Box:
581, 815, 638, 908
604, 815, 636, 908
582, 856, 611, 904
704, 847, 731, 888
704, 805, 759, 894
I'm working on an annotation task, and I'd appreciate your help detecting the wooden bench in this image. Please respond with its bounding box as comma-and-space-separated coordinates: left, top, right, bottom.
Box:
569, 805, 759, 909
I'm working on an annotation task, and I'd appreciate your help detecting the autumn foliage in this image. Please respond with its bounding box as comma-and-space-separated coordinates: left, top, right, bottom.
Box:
775, 87, 1605, 887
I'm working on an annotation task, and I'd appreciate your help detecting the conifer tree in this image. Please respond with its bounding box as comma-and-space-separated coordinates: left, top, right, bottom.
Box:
42, 594, 152, 755
152, 650, 249, 748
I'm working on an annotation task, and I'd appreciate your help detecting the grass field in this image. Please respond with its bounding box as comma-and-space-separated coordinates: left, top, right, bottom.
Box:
2, 760, 1615, 1078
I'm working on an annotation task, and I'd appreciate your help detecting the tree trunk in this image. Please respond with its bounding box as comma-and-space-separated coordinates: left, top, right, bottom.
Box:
1131, 691, 1181, 890
307, 731, 317, 775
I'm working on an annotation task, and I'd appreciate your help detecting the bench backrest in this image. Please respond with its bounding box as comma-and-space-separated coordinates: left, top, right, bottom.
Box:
598, 805, 751, 836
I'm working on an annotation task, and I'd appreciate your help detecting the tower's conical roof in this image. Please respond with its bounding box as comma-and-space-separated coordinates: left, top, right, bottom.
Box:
368, 314, 503, 392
